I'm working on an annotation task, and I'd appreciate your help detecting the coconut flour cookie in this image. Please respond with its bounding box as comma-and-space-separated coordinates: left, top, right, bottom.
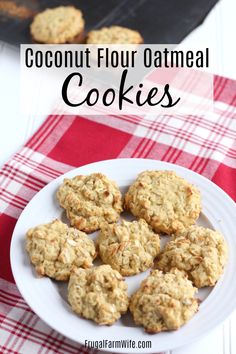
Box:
86, 25, 143, 44
57, 173, 123, 233
68, 265, 129, 325
97, 219, 160, 276
129, 269, 198, 333
156, 226, 228, 288
30, 6, 84, 44
26, 219, 96, 280
124, 170, 201, 234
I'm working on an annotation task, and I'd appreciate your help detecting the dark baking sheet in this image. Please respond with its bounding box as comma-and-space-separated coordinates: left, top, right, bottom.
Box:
0, 0, 218, 45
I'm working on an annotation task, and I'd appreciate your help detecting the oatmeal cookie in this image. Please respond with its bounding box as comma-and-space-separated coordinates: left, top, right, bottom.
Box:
129, 269, 198, 333
57, 173, 123, 233
26, 219, 96, 281
156, 226, 228, 288
30, 6, 84, 44
97, 219, 160, 276
124, 170, 201, 234
68, 265, 129, 325
86, 25, 143, 44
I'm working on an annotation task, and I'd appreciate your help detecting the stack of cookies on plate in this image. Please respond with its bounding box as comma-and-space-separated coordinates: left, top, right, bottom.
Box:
26, 170, 228, 332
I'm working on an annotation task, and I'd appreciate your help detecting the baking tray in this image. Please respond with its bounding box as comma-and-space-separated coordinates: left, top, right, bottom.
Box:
0, 0, 218, 45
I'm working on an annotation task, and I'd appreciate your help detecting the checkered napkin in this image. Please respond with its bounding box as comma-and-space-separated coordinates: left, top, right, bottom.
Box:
0, 75, 236, 354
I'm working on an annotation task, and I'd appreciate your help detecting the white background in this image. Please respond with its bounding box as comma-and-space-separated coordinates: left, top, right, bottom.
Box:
0, 0, 236, 353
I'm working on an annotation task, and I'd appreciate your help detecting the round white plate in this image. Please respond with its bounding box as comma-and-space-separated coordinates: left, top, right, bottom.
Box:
10, 158, 236, 353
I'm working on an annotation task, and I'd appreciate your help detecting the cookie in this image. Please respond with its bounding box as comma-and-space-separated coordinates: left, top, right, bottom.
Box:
68, 265, 129, 325
86, 25, 143, 44
124, 170, 201, 234
26, 219, 96, 281
30, 6, 84, 44
129, 269, 198, 333
97, 219, 160, 276
57, 173, 123, 233
156, 226, 228, 288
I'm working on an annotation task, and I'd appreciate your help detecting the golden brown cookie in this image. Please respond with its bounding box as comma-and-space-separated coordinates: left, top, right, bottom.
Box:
68, 265, 129, 325
57, 173, 123, 233
97, 219, 160, 276
30, 6, 84, 44
129, 269, 199, 333
26, 219, 96, 281
156, 226, 228, 288
86, 25, 143, 44
124, 170, 201, 234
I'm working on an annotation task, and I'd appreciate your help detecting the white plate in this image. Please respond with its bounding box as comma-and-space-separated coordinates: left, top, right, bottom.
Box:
10, 158, 236, 353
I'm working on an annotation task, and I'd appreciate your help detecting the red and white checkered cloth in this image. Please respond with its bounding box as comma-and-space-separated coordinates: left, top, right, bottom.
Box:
0, 75, 236, 354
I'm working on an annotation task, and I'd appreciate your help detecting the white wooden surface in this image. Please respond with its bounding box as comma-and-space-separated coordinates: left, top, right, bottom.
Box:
0, 0, 236, 353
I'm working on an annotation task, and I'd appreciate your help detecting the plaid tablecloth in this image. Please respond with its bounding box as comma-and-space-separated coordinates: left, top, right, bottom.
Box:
0, 75, 236, 354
